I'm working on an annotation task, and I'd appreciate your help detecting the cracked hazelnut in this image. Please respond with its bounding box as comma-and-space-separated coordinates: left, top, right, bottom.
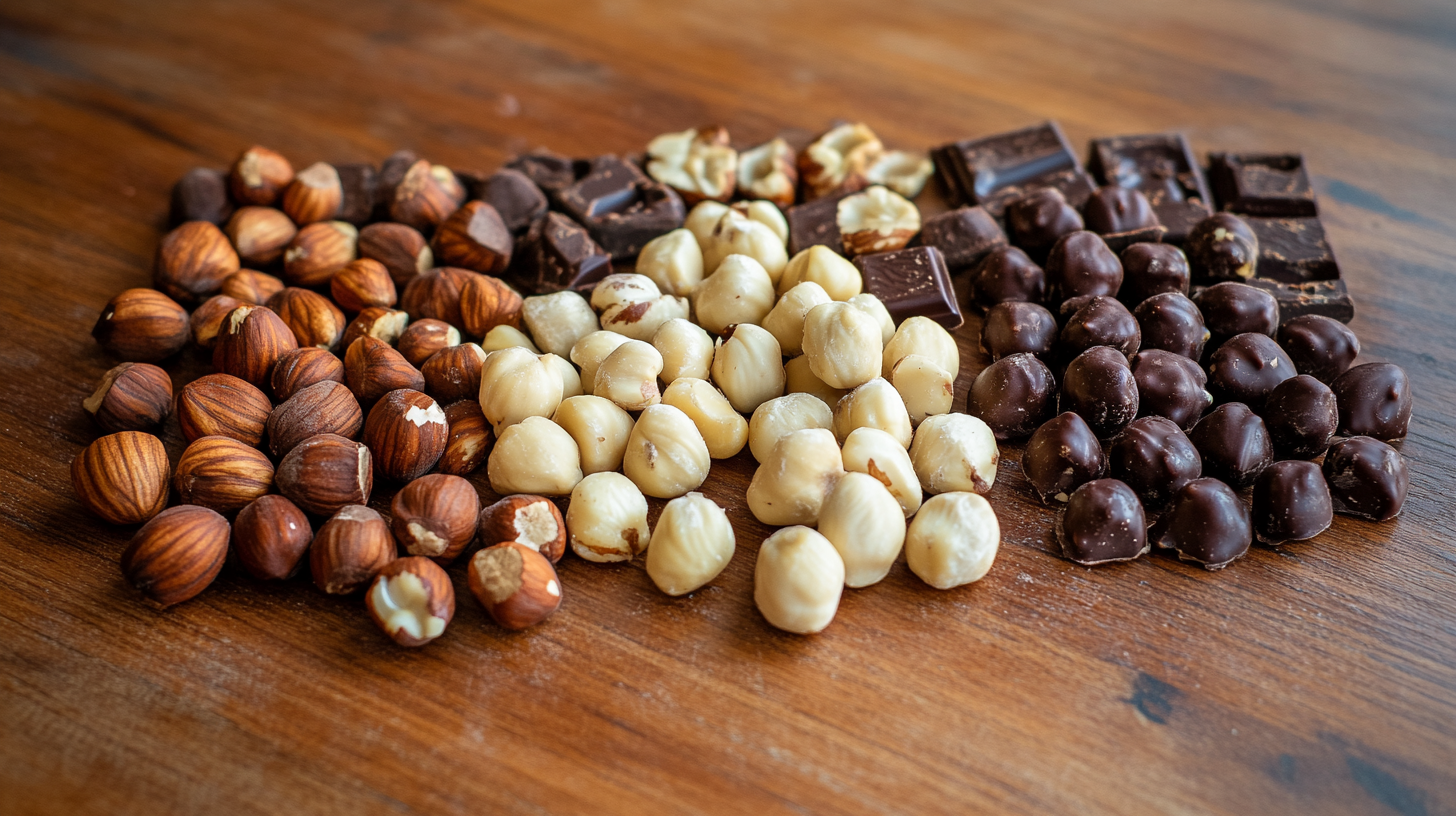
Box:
121, 505, 230, 607
174, 434, 274, 512
747, 393, 834, 464
837, 186, 920, 256
646, 125, 737, 204
276, 433, 373, 516
623, 404, 710, 499
341, 307, 411, 350
421, 342, 486, 403
737, 138, 798, 207
282, 221, 358, 287
390, 473, 480, 563
819, 471, 906, 588
468, 542, 562, 630
479, 494, 566, 563
190, 294, 244, 349
229, 145, 294, 206
396, 318, 461, 368
366, 557, 455, 647
432, 200, 513, 273
220, 269, 285, 305
909, 414, 999, 495
212, 305, 299, 387
359, 222, 433, 286
280, 161, 343, 225
567, 472, 651, 563
234, 494, 312, 581
865, 150, 934, 198
72, 431, 170, 525
267, 287, 346, 350
270, 346, 347, 402
344, 336, 424, 404
634, 228, 704, 297
798, 123, 883, 200
330, 258, 397, 313
488, 416, 582, 496
438, 400, 492, 476
310, 505, 396, 595
746, 427, 844, 526
646, 492, 735, 596
552, 395, 634, 475
390, 160, 465, 232
779, 245, 863, 301
653, 318, 714, 384
225, 207, 297, 266
176, 373, 271, 446
154, 221, 240, 304
905, 492, 1000, 590
754, 526, 844, 635
833, 377, 911, 448
83, 362, 171, 433
363, 388, 448, 482
841, 426, 921, 517
266, 380, 363, 458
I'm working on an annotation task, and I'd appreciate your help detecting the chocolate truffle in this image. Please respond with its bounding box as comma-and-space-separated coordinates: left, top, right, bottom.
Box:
1084, 185, 1159, 234
1151, 478, 1253, 570
1024, 411, 1106, 503
1186, 212, 1259, 282
1322, 436, 1409, 521
1277, 315, 1360, 383
1331, 362, 1413, 441
1189, 402, 1273, 488
1206, 332, 1296, 408
1060, 346, 1140, 438
921, 206, 1007, 272
1058, 295, 1141, 361
1045, 231, 1123, 305
1006, 187, 1083, 256
970, 246, 1046, 310
1193, 281, 1280, 348
981, 301, 1058, 361
1262, 374, 1338, 459
966, 353, 1057, 440
1131, 349, 1212, 429
1252, 460, 1333, 545
1057, 479, 1149, 566
1134, 292, 1209, 361
1120, 243, 1191, 306
1108, 416, 1202, 508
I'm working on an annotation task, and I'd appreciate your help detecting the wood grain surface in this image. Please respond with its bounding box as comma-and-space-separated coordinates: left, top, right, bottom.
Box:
2, 0, 1455, 814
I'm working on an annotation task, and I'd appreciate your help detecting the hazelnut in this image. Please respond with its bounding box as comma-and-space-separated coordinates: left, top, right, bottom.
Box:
652, 318, 714, 384
120, 505, 230, 607
266, 380, 363, 457
390, 473, 481, 562
366, 557, 456, 647
753, 526, 845, 635
341, 307, 411, 350
711, 323, 785, 414
736, 138, 797, 207
802, 300, 884, 390
478, 346, 564, 433
270, 346, 347, 402
359, 222, 433, 286
521, 290, 600, 359
599, 294, 689, 343
421, 342, 487, 403
891, 354, 956, 427
438, 400, 493, 476
400, 266, 477, 329
833, 378, 912, 448
904, 492, 1000, 589
594, 340, 663, 412
818, 472, 906, 588
174, 435, 274, 512
848, 293, 895, 345
390, 160, 465, 232
733, 199, 790, 244
566, 472, 652, 563
762, 281, 832, 357
229, 145, 294, 206
798, 123, 883, 200
83, 362, 171, 433
634, 228, 704, 297
396, 318, 461, 368
746, 427, 844, 526
170, 167, 233, 226
591, 271, 662, 314
661, 378, 748, 459
909, 413, 999, 495
330, 258, 397, 313
220, 269, 285, 305
837, 186, 920, 256
467, 542, 562, 630
645, 492, 735, 596
841, 426, 922, 517
363, 388, 448, 482
864, 150, 934, 198
552, 395, 634, 475
282, 221, 358, 287
310, 505, 396, 595
280, 161, 343, 225
543, 352, 583, 399
784, 355, 848, 408
276, 433, 372, 516
71, 431, 170, 525
224, 207, 297, 266
190, 294, 245, 349
432, 200, 513, 273
779, 245, 863, 301
883, 316, 959, 379
459, 273, 523, 338
747, 393, 834, 464
622, 404, 711, 499
233, 494, 312, 581
479, 494, 566, 563
570, 330, 633, 393
344, 336, 425, 404
645, 126, 737, 203
212, 305, 299, 388
482, 324, 539, 354
488, 416, 583, 496
703, 210, 788, 287
176, 373, 272, 446
266, 287, 346, 350
694, 255, 777, 336
92, 288, 190, 361
685, 200, 731, 249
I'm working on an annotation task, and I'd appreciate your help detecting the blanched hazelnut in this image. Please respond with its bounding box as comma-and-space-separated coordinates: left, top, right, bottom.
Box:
883, 315, 959, 379
802, 301, 883, 390
553, 395, 634, 475
542, 352, 583, 399
849, 293, 896, 345
736, 138, 798, 207
748, 393, 834, 463
645, 492, 736, 596
890, 354, 955, 425
685, 200, 731, 250
779, 245, 863, 301
635, 228, 704, 297
566, 471, 651, 563
710, 323, 785, 414
601, 294, 690, 342
590, 273, 661, 312
693, 254, 776, 335
746, 428, 844, 526
653, 318, 715, 384
798, 123, 883, 200
662, 378, 748, 459
487, 416, 583, 496
645, 126, 737, 203
478, 346, 564, 433
837, 186, 920, 256
904, 492, 1000, 589
481, 324, 540, 353
622, 404, 711, 499
909, 413, 999, 495
594, 340, 663, 411
570, 330, 633, 393
732, 200, 789, 245
865, 150, 934, 198
754, 526, 845, 634
841, 426, 922, 516
702, 210, 788, 287
784, 355, 848, 408
833, 377, 912, 448
818, 471, 906, 588
521, 290, 599, 358
762, 281, 832, 357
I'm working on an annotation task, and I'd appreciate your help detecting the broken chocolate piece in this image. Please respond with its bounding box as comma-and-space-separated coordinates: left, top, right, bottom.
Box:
335, 163, 377, 226
786, 191, 849, 256
555, 155, 685, 259
854, 246, 962, 329
509, 212, 612, 294
921, 206, 1008, 272
1244, 216, 1339, 283
479, 168, 549, 235
1241, 278, 1354, 324
1208, 153, 1318, 217
1087, 133, 1213, 244
169, 167, 233, 227
932, 122, 1097, 217
506, 149, 588, 194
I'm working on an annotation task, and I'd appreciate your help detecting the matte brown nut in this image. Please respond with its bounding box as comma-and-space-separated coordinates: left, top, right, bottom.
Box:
282, 221, 358, 286
836, 186, 920, 256
341, 307, 411, 351
229, 145, 294, 206
174, 435, 275, 512
359, 222, 433, 286
71, 431, 170, 525
366, 557, 456, 646
330, 258, 398, 313
438, 400, 493, 476
363, 388, 448, 482
120, 505, 230, 607
280, 161, 343, 225
224, 207, 297, 266
646, 126, 738, 204
390, 160, 465, 232
92, 288, 190, 362
422, 343, 486, 403
83, 362, 171, 433
736, 137, 797, 208
468, 541, 562, 629
344, 336, 425, 404
432, 200, 513, 273
478, 494, 566, 563
154, 221, 241, 303
212, 305, 299, 388
400, 266, 477, 328
176, 373, 271, 446
266, 287, 346, 350
270, 346, 347, 402
189, 294, 245, 349
396, 318, 462, 368
276, 433, 373, 516
220, 269, 286, 305
459, 274, 523, 338
798, 123, 883, 200
233, 494, 312, 580
170, 167, 233, 226
390, 473, 481, 562
310, 505, 396, 594
267, 380, 363, 457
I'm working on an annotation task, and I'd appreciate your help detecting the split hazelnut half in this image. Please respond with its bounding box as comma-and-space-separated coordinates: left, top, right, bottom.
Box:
646, 126, 738, 204
836, 186, 921, 256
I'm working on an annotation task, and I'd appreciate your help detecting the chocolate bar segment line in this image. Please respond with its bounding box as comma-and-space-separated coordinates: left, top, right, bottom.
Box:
932, 121, 1096, 217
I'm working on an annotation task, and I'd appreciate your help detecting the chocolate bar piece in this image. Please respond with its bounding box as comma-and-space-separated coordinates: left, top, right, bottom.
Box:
1240, 278, 1354, 324
853, 246, 963, 329
786, 191, 849, 256
1246, 216, 1338, 282
932, 122, 1097, 217
1087, 133, 1212, 244
920, 206, 1007, 272
1208, 153, 1317, 217
335, 163, 377, 226
508, 212, 613, 294
478, 168, 548, 235
555, 155, 685, 259
506, 149, 589, 194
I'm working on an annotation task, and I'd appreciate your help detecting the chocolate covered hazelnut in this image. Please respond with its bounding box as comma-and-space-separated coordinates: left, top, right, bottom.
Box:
1252, 460, 1333, 545
1193, 281, 1279, 349
1084, 185, 1159, 235
966, 353, 1056, 441
970, 246, 1046, 311
1207, 333, 1296, 409
1119, 243, 1190, 306
981, 301, 1057, 361
1151, 478, 1252, 570
1058, 295, 1140, 362
1134, 292, 1208, 361
1189, 402, 1272, 488
1045, 231, 1122, 305
1060, 346, 1139, 438
1108, 416, 1202, 508
1186, 212, 1259, 282
1322, 436, 1409, 521
1006, 188, 1083, 256
1131, 349, 1212, 429
1057, 479, 1148, 566
1277, 315, 1359, 384
1262, 374, 1337, 459
1023, 411, 1106, 504
1331, 362, 1412, 441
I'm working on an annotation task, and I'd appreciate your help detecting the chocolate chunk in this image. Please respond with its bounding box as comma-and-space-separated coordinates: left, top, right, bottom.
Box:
1193, 281, 1280, 350
970, 246, 1045, 310
1134, 292, 1209, 361
1245, 216, 1339, 283
1006, 188, 1083, 257
478, 169, 548, 235
373, 150, 419, 221
1187, 213, 1259, 282
1322, 436, 1409, 521
1277, 314, 1360, 383
1045, 231, 1123, 305
1152, 478, 1252, 570
505, 149, 588, 194
509, 212, 613, 293
1086, 133, 1213, 244
1061, 346, 1140, 438
1119, 243, 1191, 306
1057, 479, 1148, 565
1208, 153, 1318, 217
1108, 416, 1202, 508
1207, 333, 1296, 408
854, 246, 962, 329
555, 155, 685, 259
1262, 374, 1338, 459
981, 301, 1058, 361
786, 191, 849, 256
1245, 278, 1354, 324
1024, 411, 1106, 503
1331, 362, 1413, 441
921, 206, 1007, 272
1059, 295, 1141, 361
1253, 460, 1333, 545
1083, 185, 1166, 251
1131, 349, 1212, 429
169, 167, 233, 227
1189, 402, 1272, 488
335, 163, 378, 226
966, 353, 1057, 440
932, 121, 1097, 216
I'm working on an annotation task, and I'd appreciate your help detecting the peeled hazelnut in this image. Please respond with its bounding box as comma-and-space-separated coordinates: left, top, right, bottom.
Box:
833, 377, 912, 448
190, 294, 245, 349
763, 281, 832, 357
397, 318, 462, 368
837, 186, 920, 256
174, 435, 274, 512
552, 395, 634, 476
653, 318, 714, 384
754, 526, 845, 635
733, 199, 790, 244
594, 340, 663, 411
883, 316, 959, 379
270, 346, 347, 402
904, 492, 1000, 589
342, 307, 411, 350
818, 471, 907, 588
401, 266, 477, 328
344, 336, 425, 404
267, 287, 346, 350
566, 471, 651, 563
468, 542, 562, 630
229, 146, 294, 206
220, 269, 285, 305
432, 200, 513, 273
478, 494, 566, 563
280, 162, 343, 225
521, 290, 600, 359
93, 288, 189, 361
276, 433, 372, 516
367, 557, 455, 647
225, 207, 297, 266
737, 138, 797, 207
571, 330, 633, 392
267, 380, 363, 458
390, 160, 465, 232
234, 495, 312, 581
747, 393, 834, 463
438, 400, 493, 476
120, 505, 230, 607
891, 354, 955, 426
212, 305, 299, 387
176, 373, 271, 446
310, 505, 396, 595
359, 222, 433, 286
784, 355, 848, 408
282, 221, 358, 287
390, 473, 480, 562
634, 228, 704, 296
798, 123, 883, 200
478, 346, 564, 433
422, 342, 486, 403
747, 427, 844, 526
623, 404, 711, 499
459, 274, 523, 338
848, 293, 895, 345
841, 426, 921, 517
488, 416, 583, 496
711, 323, 785, 414
83, 362, 171, 433
702, 210, 788, 287
71, 431, 170, 525
864, 150, 934, 198
330, 258, 397, 313
662, 377, 748, 459
646, 126, 737, 203
693, 254, 776, 335
779, 245, 863, 301
600, 294, 690, 342
363, 388, 448, 482
802, 300, 883, 390
645, 492, 735, 596
909, 413, 999, 495
685, 200, 731, 249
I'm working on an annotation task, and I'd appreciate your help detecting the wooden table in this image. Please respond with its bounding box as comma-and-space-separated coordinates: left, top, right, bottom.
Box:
2, 1, 1453, 813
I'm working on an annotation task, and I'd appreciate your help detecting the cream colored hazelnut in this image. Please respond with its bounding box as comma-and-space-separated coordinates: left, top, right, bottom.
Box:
799, 123, 883, 200
693, 254, 776, 335
645, 492, 735, 596
837, 186, 920, 256
635, 228, 704, 297
542, 352, 583, 399
710, 323, 785, 414
841, 426, 922, 516
865, 150, 934, 198
736, 138, 797, 207
702, 210, 788, 287
746, 428, 844, 526
904, 491, 1000, 589
891, 354, 955, 425
601, 294, 690, 342
590, 273, 660, 312
754, 526, 844, 634
487, 416, 583, 496
909, 413, 999, 495
784, 355, 848, 409
779, 245, 863, 301
762, 281, 832, 357
481, 324, 540, 353
566, 471, 651, 563
833, 377, 912, 448
645, 126, 737, 203
652, 318, 714, 384
849, 292, 896, 345
748, 393, 835, 463
521, 290, 599, 358
802, 301, 883, 390
732, 200, 789, 245
594, 340, 663, 412
662, 378, 748, 459
622, 404, 711, 499
685, 200, 731, 250
553, 395, 634, 475
570, 330, 632, 394
883, 315, 959, 379
817, 471, 906, 588
478, 346, 564, 434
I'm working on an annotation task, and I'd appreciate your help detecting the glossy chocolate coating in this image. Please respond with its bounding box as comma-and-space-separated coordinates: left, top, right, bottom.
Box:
1045, 231, 1123, 305
1277, 314, 1360, 383
555, 155, 685, 259
1331, 362, 1412, 441
1207, 332, 1296, 408
1023, 411, 1106, 503
510, 212, 613, 293
1058, 295, 1141, 361
1322, 436, 1409, 521
931, 122, 1096, 216
1119, 243, 1191, 306
1252, 460, 1333, 545
786, 191, 848, 256
1189, 402, 1272, 488
1134, 292, 1208, 361
1186, 212, 1259, 282
1108, 416, 1202, 508
1006, 187, 1083, 255
1193, 282, 1279, 348
1060, 346, 1140, 438
1131, 349, 1212, 429
1151, 478, 1252, 570
479, 168, 549, 234
1262, 375, 1338, 459
921, 206, 1007, 272
981, 301, 1058, 361
1084, 185, 1159, 234
1087, 133, 1213, 244
856, 246, 963, 330
1057, 479, 1148, 565
970, 246, 1046, 311
966, 353, 1057, 440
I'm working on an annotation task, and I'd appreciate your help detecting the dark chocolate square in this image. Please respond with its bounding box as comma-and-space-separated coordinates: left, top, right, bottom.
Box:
479, 168, 548, 235
1087, 133, 1212, 244
920, 206, 1007, 272
1246, 216, 1339, 282
854, 246, 963, 329
508, 212, 613, 294
1208, 153, 1318, 217
932, 122, 1096, 217
786, 192, 849, 256
554, 155, 685, 259
1240, 278, 1353, 324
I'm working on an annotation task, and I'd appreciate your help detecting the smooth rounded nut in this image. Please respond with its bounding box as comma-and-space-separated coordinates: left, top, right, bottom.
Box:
594, 340, 663, 411
566, 472, 651, 563
733, 200, 789, 244
213, 305, 299, 388
662, 378, 748, 459
459, 273, 523, 338
220, 269, 285, 305
883, 316, 959, 379
120, 505, 229, 607
909, 413, 1000, 495
396, 318, 461, 368
488, 416, 583, 496
833, 378, 912, 448
905, 492, 1000, 589
890, 354, 955, 426
271, 346, 348, 402
421, 343, 487, 403
174, 435, 274, 512
600, 294, 690, 342
622, 404, 711, 499
482, 324, 540, 353
366, 557, 455, 647
635, 228, 704, 296
344, 335, 425, 404
363, 389, 448, 482
84, 362, 172, 433
359, 221, 433, 286
310, 505, 396, 595
190, 294, 245, 349
468, 542, 561, 630
478, 494, 566, 563
399, 266, 475, 328
280, 161, 343, 225
153, 221, 240, 303
266, 380, 363, 458
342, 307, 410, 351
746, 428, 844, 526
233, 495, 311, 581
521, 290, 599, 358
72, 431, 170, 525
653, 318, 714, 384
478, 346, 564, 434
267, 287, 346, 351
849, 293, 896, 345
282, 221, 357, 287
92, 288, 190, 362
703, 210, 788, 286
439, 401, 492, 476
784, 355, 848, 409
570, 330, 633, 394
802, 301, 883, 390
710, 323, 785, 414
553, 395, 634, 475
753, 526, 845, 635
226, 207, 297, 266
685, 200, 731, 250
818, 471, 907, 588
693, 254, 776, 335
590, 273, 661, 312
276, 433, 372, 517
646, 492, 735, 596
841, 427, 922, 517
390, 473, 481, 563
780, 245, 863, 301
542, 352, 583, 399
748, 393, 834, 463
330, 258, 397, 313
762, 281, 832, 357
